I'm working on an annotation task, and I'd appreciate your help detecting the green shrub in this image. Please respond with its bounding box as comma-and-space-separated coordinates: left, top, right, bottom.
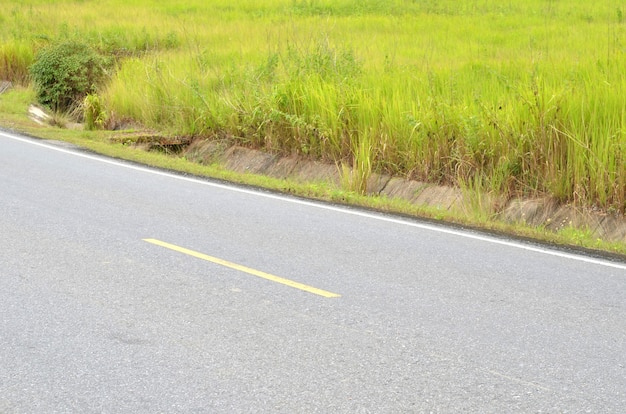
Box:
29, 41, 108, 112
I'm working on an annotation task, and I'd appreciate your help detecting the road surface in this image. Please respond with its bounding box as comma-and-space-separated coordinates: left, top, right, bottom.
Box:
1, 130, 625, 413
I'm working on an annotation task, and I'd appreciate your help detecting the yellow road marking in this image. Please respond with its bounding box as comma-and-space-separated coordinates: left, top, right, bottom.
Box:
143, 239, 341, 298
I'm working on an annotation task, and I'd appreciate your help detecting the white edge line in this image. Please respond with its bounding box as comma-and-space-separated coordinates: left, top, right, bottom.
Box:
3, 130, 626, 271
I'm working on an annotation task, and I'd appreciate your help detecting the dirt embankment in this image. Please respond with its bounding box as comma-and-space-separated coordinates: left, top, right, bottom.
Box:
183, 138, 626, 244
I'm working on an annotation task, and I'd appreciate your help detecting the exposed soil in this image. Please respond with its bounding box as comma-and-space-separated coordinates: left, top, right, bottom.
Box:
183, 138, 626, 244
0, 81, 11, 94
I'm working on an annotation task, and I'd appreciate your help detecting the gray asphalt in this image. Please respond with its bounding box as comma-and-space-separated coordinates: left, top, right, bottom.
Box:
1, 130, 625, 413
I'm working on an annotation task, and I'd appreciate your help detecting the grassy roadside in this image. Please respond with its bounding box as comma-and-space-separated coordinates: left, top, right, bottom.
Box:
2, 86, 625, 258
2, 0, 625, 215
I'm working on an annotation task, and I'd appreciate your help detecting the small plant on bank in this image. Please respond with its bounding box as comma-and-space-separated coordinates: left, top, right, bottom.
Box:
29, 40, 109, 113
340, 133, 373, 195
83, 94, 108, 130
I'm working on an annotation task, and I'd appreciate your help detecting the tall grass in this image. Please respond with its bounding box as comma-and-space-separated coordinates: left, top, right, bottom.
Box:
1, 0, 625, 211
0, 41, 33, 85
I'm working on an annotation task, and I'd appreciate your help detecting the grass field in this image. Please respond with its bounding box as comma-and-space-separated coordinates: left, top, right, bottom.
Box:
1, 0, 625, 213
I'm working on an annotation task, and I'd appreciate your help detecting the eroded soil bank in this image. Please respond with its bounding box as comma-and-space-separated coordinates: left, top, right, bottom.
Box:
183, 138, 626, 245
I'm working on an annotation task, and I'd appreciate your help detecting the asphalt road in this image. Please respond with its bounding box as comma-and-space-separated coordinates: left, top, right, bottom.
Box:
1, 130, 625, 413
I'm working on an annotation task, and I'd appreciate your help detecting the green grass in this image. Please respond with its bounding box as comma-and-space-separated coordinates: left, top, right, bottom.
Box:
1, 0, 625, 214
1, 85, 625, 256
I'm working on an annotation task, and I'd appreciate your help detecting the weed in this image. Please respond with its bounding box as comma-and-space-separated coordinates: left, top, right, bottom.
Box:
84, 94, 108, 130
340, 131, 373, 194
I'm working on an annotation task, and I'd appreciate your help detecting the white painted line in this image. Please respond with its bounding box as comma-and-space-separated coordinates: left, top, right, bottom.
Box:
2, 130, 626, 271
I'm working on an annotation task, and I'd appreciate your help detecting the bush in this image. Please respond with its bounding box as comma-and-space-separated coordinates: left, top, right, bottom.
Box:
29, 41, 108, 112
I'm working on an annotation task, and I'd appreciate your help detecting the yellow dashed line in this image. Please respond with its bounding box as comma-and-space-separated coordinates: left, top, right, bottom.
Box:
143, 238, 341, 298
